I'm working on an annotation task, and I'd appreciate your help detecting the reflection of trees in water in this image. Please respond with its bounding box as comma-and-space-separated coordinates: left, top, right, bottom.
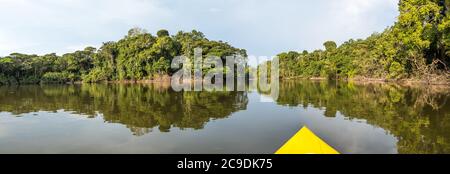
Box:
0, 84, 248, 136
272, 80, 450, 154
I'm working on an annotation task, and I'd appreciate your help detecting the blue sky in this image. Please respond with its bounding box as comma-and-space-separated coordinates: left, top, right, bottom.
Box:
0, 0, 398, 59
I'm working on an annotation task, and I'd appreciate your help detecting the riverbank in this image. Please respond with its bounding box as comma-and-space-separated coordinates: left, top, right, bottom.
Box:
282, 75, 450, 86
3, 74, 448, 87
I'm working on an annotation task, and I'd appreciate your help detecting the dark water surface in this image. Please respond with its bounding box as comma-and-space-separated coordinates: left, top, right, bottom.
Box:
0, 81, 449, 154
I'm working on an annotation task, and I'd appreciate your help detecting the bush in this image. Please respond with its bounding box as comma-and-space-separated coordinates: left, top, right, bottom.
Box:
41, 72, 71, 84
0, 74, 9, 85
82, 68, 110, 83
388, 61, 405, 79
22, 76, 41, 84
0, 75, 20, 85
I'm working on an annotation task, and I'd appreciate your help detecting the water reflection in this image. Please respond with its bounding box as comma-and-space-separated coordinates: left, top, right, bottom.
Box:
0, 84, 248, 136
0, 81, 449, 154
275, 80, 450, 154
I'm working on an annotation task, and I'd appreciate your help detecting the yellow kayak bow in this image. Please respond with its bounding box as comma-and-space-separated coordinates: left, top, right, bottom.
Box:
275, 126, 339, 154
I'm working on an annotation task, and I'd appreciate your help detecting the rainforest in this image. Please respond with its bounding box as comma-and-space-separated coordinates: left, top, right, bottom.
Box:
0, 0, 449, 85
1, 0, 450, 156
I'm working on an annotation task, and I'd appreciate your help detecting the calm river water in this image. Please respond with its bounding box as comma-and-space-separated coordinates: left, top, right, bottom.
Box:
0, 80, 449, 154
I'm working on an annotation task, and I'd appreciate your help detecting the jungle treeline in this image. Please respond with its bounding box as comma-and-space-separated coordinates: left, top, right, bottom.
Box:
0, 28, 246, 85
1, 0, 450, 85
271, 0, 450, 83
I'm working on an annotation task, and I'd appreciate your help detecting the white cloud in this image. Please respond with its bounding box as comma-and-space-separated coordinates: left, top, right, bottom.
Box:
0, 32, 40, 54
328, 0, 398, 33
208, 8, 222, 13
0, 0, 172, 56
0, 0, 399, 59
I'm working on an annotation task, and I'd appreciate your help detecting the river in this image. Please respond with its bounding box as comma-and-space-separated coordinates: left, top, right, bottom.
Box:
0, 80, 449, 154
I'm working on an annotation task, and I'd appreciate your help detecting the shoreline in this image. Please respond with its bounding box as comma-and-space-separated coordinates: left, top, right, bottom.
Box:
2, 76, 449, 87
281, 76, 450, 86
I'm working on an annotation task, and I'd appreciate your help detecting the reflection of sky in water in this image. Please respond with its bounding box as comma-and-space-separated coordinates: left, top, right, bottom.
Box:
0, 92, 398, 154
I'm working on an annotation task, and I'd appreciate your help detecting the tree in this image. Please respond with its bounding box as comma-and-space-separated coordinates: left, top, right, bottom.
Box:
63, 47, 95, 81
128, 27, 147, 37
323, 41, 337, 51
272, 0, 449, 81
157, 29, 170, 37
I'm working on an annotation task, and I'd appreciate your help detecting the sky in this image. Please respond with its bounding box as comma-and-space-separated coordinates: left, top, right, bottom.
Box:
0, 0, 399, 63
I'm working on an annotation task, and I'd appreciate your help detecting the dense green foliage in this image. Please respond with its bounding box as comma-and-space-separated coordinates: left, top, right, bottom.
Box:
2, 0, 449, 85
275, 0, 450, 81
0, 29, 246, 85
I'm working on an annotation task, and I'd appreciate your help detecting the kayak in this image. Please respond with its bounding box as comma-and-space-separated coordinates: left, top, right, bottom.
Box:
275, 126, 339, 154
